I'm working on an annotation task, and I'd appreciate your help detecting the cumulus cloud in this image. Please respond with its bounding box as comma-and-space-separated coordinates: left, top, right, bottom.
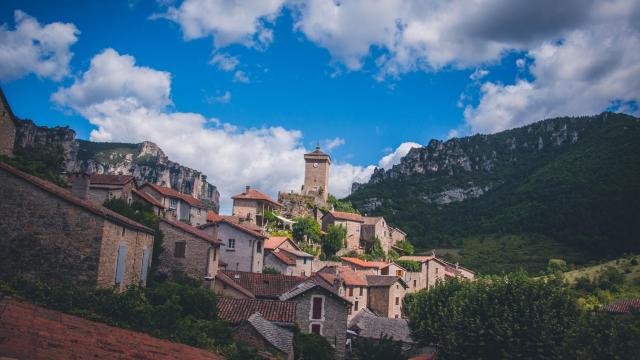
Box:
469, 69, 489, 81
53, 48, 374, 211
0, 10, 79, 81
378, 142, 422, 170
162, 0, 286, 49
463, 2, 640, 133
232, 70, 250, 83
208, 90, 231, 104
322, 137, 345, 150
209, 52, 239, 71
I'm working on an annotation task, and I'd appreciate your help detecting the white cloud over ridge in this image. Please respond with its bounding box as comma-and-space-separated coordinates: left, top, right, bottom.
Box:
0, 10, 79, 81
52, 49, 383, 212
378, 142, 421, 170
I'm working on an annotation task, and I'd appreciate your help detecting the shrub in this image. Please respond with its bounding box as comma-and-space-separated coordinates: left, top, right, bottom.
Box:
293, 327, 335, 360
396, 260, 421, 272
263, 267, 281, 275
350, 334, 406, 360
323, 224, 346, 257
292, 217, 322, 243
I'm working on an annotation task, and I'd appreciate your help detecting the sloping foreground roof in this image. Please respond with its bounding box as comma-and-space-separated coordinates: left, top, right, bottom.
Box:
231, 187, 282, 207
141, 183, 205, 208
218, 298, 297, 324
0, 297, 224, 360
602, 298, 640, 313
221, 270, 306, 299
160, 218, 223, 245
0, 162, 153, 234
246, 313, 293, 354
349, 308, 413, 344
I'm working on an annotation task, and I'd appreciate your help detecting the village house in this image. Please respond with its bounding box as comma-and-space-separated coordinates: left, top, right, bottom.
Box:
132, 188, 166, 216
0, 87, 18, 158
264, 236, 314, 276
279, 277, 351, 359
0, 162, 154, 290
214, 270, 306, 299
317, 266, 369, 321
340, 257, 389, 275
199, 215, 267, 273
157, 218, 223, 287
390, 226, 407, 244
85, 174, 136, 205
360, 216, 395, 253
230, 313, 294, 359
139, 183, 207, 226
231, 185, 283, 227
399, 255, 475, 294
366, 275, 407, 319
321, 211, 364, 252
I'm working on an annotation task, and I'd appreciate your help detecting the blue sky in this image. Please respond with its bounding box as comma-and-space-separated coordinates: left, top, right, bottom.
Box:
1, 0, 638, 210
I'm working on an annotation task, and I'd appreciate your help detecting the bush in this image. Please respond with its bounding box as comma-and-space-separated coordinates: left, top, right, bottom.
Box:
366, 236, 386, 260
395, 240, 414, 255
547, 258, 568, 274
396, 260, 421, 272
293, 327, 335, 360
292, 217, 322, 243
2, 144, 67, 187
563, 311, 640, 359
350, 334, 406, 360
263, 267, 281, 275
327, 194, 359, 214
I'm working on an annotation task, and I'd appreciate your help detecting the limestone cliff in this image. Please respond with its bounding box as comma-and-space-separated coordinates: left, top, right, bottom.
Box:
15, 120, 220, 212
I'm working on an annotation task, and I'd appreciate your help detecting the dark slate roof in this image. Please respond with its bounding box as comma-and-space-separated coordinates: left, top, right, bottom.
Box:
349, 308, 413, 344
246, 313, 293, 354
221, 270, 306, 299
217, 298, 297, 324
0, 297, 224, 360
279, 276, 351, 304
602, 298, 640, 313
366, 275, 408, 288
0, 162, 154, 234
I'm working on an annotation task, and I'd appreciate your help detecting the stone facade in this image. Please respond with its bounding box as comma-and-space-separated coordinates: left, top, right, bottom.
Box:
231, 322, 290, 359
289, 286, 349, 359
302, 147, 331, 201
367, 282, 406, 319
361, 217, 394, 254
158, 219, 220, 286
201, 220, 265, 273
87, 180, 135, 205
277, 192, 323, 220
231, 186, 282, 227
0, 88, 17, 158
322, 213, 363, 252
0, 163, 154, 290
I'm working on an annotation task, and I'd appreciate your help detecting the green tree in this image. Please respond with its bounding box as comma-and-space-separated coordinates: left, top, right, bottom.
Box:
323, 225, 345, 257
327, 194, 358, 213
547, 258, 568, 274
367, 236, 386, 260
262, 267, 281, 275
562, 311, 640, 359
293, 327, 335, 360
406, 272, 579, 359
292, 217, 321, 243
2, 144, 67, 186
394, 240, 414, 255
350, 334, 406, 360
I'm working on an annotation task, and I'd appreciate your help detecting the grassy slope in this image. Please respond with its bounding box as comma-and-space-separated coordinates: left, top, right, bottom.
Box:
563, 256, 640, 284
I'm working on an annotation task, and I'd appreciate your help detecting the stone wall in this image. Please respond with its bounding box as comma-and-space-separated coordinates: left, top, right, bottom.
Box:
277, 192, 320, 220
292, 287, 348, 360
367, 286, 391, 318
157, 221, 217, 281
231, 322, 286, 358
96, 221, 154, 290
264, 252, 292, 274
0, 112, 16, 157
388, 283, 405, 318
343, 285, 368, 321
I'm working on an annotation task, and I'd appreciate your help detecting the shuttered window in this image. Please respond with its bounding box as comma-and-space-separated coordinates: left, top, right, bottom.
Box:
311, 324, 321, 334
311, 297, 323, 320
359, 287, 364, 296
354, 301, 359, 311
115, 244, 127, 285
174, 242, 186, 258
348, 287, 353, 296
140, 248, 149, 283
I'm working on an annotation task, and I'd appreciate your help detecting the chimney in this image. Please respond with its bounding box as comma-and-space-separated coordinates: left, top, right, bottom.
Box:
71, 172, 91, 199
245, 185, 251, 193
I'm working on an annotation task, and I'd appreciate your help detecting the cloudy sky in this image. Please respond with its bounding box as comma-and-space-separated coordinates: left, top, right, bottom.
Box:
1, 0, 639, 212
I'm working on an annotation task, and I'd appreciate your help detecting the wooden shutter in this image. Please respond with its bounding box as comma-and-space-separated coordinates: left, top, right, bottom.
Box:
312, 297, 323, 319
140, 248, 149, 283
348, 287, 353, 296
174, 242, 186, 258
115, 244, 127, 284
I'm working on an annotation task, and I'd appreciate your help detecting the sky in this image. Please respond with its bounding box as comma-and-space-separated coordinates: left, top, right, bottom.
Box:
1, 0, 639, 212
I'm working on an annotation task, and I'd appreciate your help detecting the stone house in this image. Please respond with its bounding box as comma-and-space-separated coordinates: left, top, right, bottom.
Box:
231, 186, 283, 227
230, 313, 294, 359
158, 218, 222, 287
140, 183, 207, 226
0, 162, 154, 290
132, 188, 166, 216
199, 216, 267, 273
366, 275, 407, 319
0, 87, 18, 158
214, 270, 306, 300
390, 226, 407, 244
360, 216, 395, 253
399, 255, 475, 294
340, 257, 388, 275
85, 174, 136, 205
279, 277, 351, 359
316, 266, 369, 321
321, 211, 364, 252
264, 236, 314, 276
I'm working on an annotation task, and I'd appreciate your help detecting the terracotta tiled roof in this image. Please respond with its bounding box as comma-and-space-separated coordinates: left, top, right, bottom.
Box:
132, 188, 165, 208
602, 299, 640, 313
211, 216, 268, 239
362, 216, 384, 225
141, 183, 205, 208
265, 236, 291, 250
231, 187, 282, 207
207, 210, 222, 222
89, 174, 135, 186
390, 226, 407, 236
270, 251, 296, 266
215, 272, 255, 298
341, 257, 389, 269
366, 275, 407, 288
221, 270, 306, 299
217, 298, 297, 324
327, 211, 363, 222
0, 297, 224, 360
160, 218, 222, 245
0, 162, 153, 234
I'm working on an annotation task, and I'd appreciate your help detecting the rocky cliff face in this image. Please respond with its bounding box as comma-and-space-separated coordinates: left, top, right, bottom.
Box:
15, 120, 220, 212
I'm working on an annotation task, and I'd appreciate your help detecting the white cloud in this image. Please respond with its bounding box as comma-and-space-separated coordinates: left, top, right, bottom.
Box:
208, 90, 231, 104
469, 69, 489, 81
162, 0, 286, 49
53, 49, 376, 211
0, 10, 79, 81
209, 52, 239, 71
377, 142, 422, 170
322, 137, 345, 150
232, 70, 250, 83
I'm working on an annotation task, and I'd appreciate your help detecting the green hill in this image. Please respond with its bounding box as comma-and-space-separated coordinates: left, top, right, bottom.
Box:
348, 113, 640, 273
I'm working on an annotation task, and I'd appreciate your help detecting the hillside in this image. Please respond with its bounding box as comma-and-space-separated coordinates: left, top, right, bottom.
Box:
348, 113, 640, 273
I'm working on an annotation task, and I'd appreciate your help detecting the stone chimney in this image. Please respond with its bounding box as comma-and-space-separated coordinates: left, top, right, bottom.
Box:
71, 172, 91, 199
245, 185, 251, 193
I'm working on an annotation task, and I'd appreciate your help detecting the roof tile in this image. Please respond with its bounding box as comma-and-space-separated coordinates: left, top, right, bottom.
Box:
221, 270, 306, 299
217, 298, 297, 324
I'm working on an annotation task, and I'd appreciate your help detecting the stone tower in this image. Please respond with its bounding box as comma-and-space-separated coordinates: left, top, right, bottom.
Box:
302, 146, 331, 201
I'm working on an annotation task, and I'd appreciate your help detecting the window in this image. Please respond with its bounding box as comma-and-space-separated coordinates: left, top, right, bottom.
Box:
174, 242, 186, 258
114, 244, 127, 285
169, 198, 178, 209
140, 248, 149, 283
213, 248, 217, 260
311, 324, 321, 335
396, 270, 403, 277
228, 238, 236, 250
121, 227, 125, 237
348, 287, 353, 296
359, 287, 364, 296
413, 280, 417, 288
303, 258, 307, 264
354, 301, 359, 311
256, 241, 262, 253
311, 297, 323, 320
197, 208, 201, 215
395, 297, 400, 305
395, 314, 399, 319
